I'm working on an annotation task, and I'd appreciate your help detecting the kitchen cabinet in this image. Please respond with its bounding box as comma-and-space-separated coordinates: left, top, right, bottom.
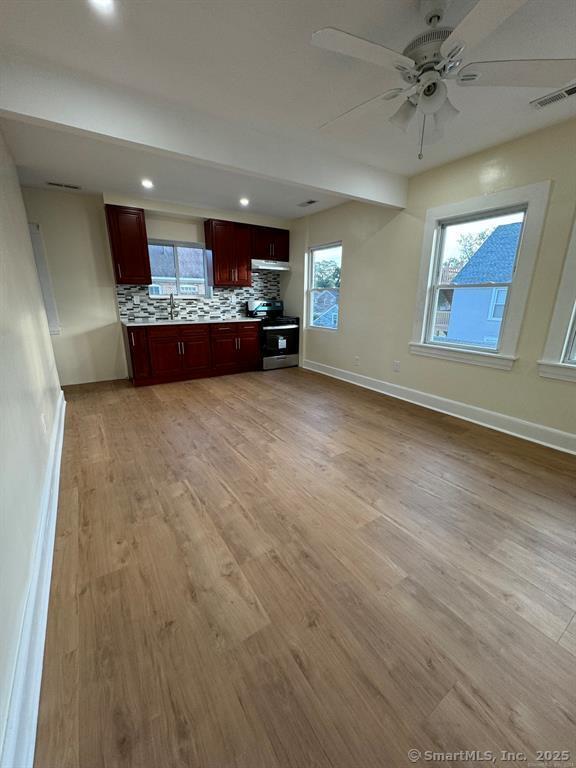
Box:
105, 205, 151, 285
211, 322, 261, 372
149, 337, 182, 377
204, 219, 252, 287
181, 329, 211, 374
253, 226, 290, 262
124, 322, 261, 385
124, 326, 151, 381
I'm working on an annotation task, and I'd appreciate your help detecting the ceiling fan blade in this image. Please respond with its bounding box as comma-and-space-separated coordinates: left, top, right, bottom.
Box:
312, 27, 416, 73
440, 0, 529, 59
458, 59, 576, 87
317, 89, 397, 130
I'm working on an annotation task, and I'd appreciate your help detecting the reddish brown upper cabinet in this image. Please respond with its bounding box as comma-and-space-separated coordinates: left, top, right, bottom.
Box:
253, 226, 290, 262
105, 205, 151, 285
204, 219, 252, 287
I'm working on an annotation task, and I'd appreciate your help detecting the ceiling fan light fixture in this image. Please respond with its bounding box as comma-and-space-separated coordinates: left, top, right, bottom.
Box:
419, 79, 448, 115
434, 96, 460, 129
389, 100, 417, 132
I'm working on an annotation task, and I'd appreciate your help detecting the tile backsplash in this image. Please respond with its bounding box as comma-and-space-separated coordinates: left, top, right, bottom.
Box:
116, 271, 280, 322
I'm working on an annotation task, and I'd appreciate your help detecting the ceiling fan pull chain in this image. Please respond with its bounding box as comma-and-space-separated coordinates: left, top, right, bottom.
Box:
418, 114, 426, 160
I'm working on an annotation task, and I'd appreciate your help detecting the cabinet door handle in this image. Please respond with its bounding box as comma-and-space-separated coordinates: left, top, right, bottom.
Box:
178, 341, 183, 355
272, 243, 275, 257
238, 337, 241, 350
130, 332, 135, 347
118, 263, 122, 278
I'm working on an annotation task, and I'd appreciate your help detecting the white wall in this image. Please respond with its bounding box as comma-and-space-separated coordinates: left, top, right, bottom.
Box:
284, 119, 576, 438
0, 131, 61, 754
22, 188, 127, 386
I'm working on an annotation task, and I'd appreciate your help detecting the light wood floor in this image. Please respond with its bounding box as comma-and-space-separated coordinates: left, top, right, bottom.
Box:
35, 369, 576, 768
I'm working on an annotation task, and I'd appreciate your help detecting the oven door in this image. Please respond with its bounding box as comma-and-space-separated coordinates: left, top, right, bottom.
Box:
261, 325, 299, 368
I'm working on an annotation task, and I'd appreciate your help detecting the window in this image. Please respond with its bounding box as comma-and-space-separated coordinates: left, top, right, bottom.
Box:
488, 287, 508, 320
309, 243, 342, 330
426, 209, 525, 352
148, 240, 210, 298
411, 182, 550, 370
539, 220, 576, 381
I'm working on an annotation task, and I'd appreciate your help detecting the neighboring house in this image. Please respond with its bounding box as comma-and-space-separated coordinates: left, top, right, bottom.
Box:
312, 288, 339, 328
439, 223, 522, 348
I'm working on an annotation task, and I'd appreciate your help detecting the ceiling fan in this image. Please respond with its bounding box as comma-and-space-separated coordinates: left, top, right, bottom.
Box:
311, 0, 576, 158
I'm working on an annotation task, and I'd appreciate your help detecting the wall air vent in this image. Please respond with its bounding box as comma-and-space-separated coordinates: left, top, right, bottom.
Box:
530, 84, 576, 110
297, 199, 318, 208
46, 181, 82, 190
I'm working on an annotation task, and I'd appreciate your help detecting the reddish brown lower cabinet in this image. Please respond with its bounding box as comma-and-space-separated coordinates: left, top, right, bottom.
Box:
123, 326, 151, 381
123, 322, 261, 385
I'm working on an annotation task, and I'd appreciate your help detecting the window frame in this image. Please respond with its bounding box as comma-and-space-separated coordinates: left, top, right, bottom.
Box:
488, 287, 508, 321
538, 219, 576, 382
307, 241, 342, 332
423, 204, 525, 354
410, 182, 551, 370
148, 238, 212, 299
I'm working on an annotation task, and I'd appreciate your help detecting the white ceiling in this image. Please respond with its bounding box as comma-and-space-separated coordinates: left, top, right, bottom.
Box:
0, 0, 575, 197
0, 117, 344, 219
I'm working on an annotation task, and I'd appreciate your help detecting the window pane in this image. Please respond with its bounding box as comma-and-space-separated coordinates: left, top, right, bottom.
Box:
430, 286, 508, 350
177, 245, 207, 297
149, 243, 177, 296
312, 245, 341, 289
438, 211, 524, 286
311, 289, 339, 329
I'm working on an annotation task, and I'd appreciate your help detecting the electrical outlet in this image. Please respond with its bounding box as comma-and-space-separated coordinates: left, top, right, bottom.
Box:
392, 360, 401, 373
133, 296, 141, 305
353, 355, 360, 367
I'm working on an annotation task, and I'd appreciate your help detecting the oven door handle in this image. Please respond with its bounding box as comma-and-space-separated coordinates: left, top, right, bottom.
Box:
262, 324, 299, 330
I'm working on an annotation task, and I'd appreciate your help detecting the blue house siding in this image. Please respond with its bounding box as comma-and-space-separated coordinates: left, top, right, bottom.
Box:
446, 288, 502, 348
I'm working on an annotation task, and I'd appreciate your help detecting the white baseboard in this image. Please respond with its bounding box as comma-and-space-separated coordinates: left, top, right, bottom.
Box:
0, 391, 66, 768
303, 360, 576, 456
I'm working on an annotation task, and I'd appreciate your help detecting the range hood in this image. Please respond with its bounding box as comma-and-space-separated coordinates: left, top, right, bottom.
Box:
251, 259, 291, 272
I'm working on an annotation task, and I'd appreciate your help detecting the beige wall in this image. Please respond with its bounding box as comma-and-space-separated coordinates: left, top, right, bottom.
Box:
22, 188, 127, 386
283, 119, 576, 435
0, 132, 61, 751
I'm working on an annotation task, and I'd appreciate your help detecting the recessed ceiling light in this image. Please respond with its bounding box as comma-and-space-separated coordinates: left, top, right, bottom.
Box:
88, 0, 115, 15
239, 197, 250, 207
141, 178, 154, 189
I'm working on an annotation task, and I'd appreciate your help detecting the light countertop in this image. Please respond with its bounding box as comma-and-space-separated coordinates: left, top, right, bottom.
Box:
122, 317, 261, 327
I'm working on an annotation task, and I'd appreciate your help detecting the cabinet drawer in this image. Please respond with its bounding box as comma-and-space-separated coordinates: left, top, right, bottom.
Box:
147, 324, 208, 339
236, 323, 260, 336
147, 325, 182, 339
211, 323, 240, 336
180, 324, 209, 338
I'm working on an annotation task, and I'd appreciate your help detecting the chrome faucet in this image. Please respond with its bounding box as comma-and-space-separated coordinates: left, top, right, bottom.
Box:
169, 292, 176, 320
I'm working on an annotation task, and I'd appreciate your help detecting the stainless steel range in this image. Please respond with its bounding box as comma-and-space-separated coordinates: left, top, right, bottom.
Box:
246, 300, 300, 370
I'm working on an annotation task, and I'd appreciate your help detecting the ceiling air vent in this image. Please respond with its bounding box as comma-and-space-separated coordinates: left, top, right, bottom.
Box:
530, 84, 576, 110
297, 199, 318, 208
46, 181, 82, 190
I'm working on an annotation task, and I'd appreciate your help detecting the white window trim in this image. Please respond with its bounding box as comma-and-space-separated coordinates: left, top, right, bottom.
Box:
148, 238, 211, 299
307, 241, 342, 332
410, 181, 551, 370
538, 219, 576, 382
488, 287, 507, 321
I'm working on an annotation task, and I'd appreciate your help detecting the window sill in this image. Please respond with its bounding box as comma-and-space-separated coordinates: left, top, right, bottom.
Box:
409, 342, 516, 370
537, 361, 576, 382
308, 325, 339, 332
